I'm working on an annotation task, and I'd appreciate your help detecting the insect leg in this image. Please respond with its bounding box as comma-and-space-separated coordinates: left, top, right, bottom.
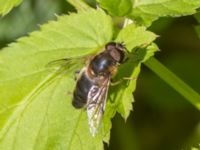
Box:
123, 77, 137, 80
110, 79, 122, 86
110, 77, 137, 86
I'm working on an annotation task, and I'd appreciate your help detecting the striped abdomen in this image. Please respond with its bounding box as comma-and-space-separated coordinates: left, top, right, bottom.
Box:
72, 71, 94, 108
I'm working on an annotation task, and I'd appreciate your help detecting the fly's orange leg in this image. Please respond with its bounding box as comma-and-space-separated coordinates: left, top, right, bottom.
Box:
110, 76, 137, 86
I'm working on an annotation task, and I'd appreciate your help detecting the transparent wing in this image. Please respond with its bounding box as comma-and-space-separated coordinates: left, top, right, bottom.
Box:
46, 57, 85, 70
87, 77, 110, 136
46, 52, 94, 70
46, 57, 87, 78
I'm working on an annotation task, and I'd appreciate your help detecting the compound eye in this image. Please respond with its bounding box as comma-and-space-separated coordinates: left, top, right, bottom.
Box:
109, 49, 121, 62
105, 42, 116, 50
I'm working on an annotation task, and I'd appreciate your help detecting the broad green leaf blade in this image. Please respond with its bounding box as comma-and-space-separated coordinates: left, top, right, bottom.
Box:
103, 24, 157, 141
97, 0, 133, 16
129, 0, 200, 26
116, 24, 157, 50
0, 0, 22, 16
0, 76, 103, 150
0, 10, 113, 150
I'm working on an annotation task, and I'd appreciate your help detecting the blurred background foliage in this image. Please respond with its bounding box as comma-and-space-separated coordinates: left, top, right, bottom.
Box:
109, 16, 200, 150
1, 0, 200, 150
0, 0, 74, 48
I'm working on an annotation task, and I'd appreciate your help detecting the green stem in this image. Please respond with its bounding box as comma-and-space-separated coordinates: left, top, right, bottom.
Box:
144, 57, 200, 110
67, 0, 92, 11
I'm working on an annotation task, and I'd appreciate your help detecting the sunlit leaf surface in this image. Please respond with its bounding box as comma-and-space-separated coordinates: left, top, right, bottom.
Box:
98, 0, 133, 16
129, 0, 200, 26
0, 9, 157, 149
0, 10, 113, 150
0, 0, 22, 15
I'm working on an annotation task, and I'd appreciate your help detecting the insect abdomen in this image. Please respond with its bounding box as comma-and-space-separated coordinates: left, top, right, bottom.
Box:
72, 72, 94, 108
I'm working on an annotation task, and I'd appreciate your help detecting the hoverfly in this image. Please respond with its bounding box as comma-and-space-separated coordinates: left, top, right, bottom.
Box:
72, 42, 127, 136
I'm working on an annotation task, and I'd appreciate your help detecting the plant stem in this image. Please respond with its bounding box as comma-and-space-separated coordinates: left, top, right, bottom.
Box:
144, 57, 200, 110
67, 0, 91, 11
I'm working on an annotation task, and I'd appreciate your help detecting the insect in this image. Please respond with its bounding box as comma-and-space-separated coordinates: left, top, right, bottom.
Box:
72, 42, 128, 136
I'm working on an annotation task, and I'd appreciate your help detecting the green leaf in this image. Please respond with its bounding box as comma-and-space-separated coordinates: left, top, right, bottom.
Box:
98, 0, 133, 16
103, 24, 157, 140
0, 0, 22, 16
129, 0, 200, 26
0, 10, 113, 150
116, 24, 157, 50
